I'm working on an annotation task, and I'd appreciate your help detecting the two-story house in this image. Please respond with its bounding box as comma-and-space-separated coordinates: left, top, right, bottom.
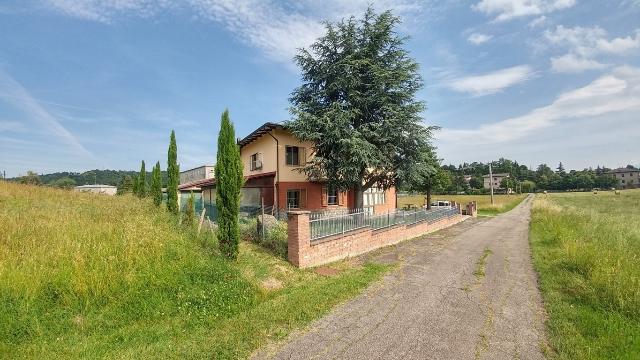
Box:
607, 168, 640, 189
203, 122, 396, 214
482, 173, 510, 190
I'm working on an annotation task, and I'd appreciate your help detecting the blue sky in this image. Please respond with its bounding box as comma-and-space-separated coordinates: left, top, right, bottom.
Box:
1, 0, 639, 177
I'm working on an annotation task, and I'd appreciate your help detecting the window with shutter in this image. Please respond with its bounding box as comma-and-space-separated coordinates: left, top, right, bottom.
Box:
300, 188, 307, 208
321, 186, 328, 207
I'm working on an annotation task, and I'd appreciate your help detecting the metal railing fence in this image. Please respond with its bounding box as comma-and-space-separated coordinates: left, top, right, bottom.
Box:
309, 207, 459, 241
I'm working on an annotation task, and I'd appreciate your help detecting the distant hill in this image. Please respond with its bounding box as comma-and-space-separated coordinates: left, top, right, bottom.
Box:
9, 169, 168, 187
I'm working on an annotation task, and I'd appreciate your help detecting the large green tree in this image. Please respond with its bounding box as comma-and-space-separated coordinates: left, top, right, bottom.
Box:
215, 110, 243, 259
166, 130, 179, 214
137, 160, 147, 198
151, 161, 163, 206
287, 8, 435, 208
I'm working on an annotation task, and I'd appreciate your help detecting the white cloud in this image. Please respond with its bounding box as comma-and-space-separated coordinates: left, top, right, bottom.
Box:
447, 65, 535, 96
0, 120, 25, 132
472, 0, 575, 22
527, 15, 547, 28
467, 33, 493, 45
42, 0, 428, 64
0, 69, 94, 158
438, 66, 640, 144
43, 0, 165, 23
545, 25, 640, 73
550, 54, 607, 73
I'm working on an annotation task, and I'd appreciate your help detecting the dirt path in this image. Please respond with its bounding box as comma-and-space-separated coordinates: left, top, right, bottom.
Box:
255, 195, 547, 360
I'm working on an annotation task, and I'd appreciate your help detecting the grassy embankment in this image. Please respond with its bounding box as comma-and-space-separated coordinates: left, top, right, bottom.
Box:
0, 182, 388, 359
397, 193, 527, 216
530, 190, 640, 359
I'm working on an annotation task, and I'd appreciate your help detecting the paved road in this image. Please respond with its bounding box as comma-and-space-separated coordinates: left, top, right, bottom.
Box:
255, 195, 548, 360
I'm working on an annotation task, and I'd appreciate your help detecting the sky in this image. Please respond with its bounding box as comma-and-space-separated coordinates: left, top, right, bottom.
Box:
1, 0, 639, 177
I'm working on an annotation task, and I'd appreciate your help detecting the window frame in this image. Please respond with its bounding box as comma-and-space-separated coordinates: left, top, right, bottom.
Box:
285, 146, 302, 166
327, 187, 339, 206
286, 189, 301, 209
250, 153, 262, 171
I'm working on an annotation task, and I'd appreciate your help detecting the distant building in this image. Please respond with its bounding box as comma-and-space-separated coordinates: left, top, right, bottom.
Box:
606, 168, 640, 189
179, 165, 215, 188
482, 173, 510, 190
73, 184, 117, 195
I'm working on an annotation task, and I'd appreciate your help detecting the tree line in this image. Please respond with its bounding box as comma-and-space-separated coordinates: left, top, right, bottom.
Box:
8, 169, 167, 189
414, 159, 626, 195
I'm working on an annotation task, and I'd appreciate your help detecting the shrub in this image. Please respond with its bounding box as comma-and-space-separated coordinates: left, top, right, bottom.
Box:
263, 221, 288, 258
239, 217, 288, 259
239, 217, 258, 242
182, 192, 196, 228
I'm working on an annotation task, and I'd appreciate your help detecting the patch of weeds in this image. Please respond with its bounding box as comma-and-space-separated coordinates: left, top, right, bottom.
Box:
473, 248, 493, 279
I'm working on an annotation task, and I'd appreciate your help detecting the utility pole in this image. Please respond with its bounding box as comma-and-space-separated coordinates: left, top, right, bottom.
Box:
489, 162, 494, 205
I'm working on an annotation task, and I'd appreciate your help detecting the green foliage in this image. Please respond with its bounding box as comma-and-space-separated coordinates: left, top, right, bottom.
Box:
13, 169, 166, 187
499, 177, 514, 190
49, 177, 76, 189
132, 174, 139, 195
19, 171, 41, 185
151, 161, 162, 206
240, 218, 288, 259
521, 180, 536, 193
182, 192, 196, 228
287, 7, 435, 207
215, 110, 243, 259
137, 160, 147, 198
434, 158, 621, 193
531, 191, 640, 359
117, 175, 134, 195
166, 130, 179, 214
469, 176, 483, 189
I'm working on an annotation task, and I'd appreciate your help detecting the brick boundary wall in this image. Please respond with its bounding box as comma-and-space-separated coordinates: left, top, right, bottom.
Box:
287, 204, 476, 268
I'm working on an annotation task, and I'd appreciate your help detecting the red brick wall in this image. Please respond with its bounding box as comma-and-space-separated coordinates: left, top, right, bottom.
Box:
279, 182, 397, 213
288, 211, 467, 268
278, 182, 350, 211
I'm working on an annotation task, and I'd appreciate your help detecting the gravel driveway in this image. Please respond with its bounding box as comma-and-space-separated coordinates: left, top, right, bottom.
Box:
256, 195, 547, 360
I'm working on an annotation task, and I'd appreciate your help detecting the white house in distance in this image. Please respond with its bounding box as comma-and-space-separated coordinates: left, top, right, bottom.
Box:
73, 184, 117, 195
483, 173, 510, 190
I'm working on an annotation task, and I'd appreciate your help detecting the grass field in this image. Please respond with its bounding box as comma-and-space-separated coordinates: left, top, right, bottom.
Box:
397, 193, 527, 216
0, 181, 389, 359
530, 190, 640, 359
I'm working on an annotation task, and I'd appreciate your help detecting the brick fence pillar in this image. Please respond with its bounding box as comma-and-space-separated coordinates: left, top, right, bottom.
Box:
466, 201, 478, 217
287, 210, 311, 267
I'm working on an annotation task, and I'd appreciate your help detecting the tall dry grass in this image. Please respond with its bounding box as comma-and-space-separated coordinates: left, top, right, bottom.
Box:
0, 181, 389, 358
0, 181, 255, 356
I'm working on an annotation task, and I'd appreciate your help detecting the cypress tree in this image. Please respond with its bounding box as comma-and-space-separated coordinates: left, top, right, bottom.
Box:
167, 130, 179, 214
138, 160, 147, 198
132, 174, 139, 195
215, 110, 243, 259
151, 161, 163, 206
117, 175, 134, 195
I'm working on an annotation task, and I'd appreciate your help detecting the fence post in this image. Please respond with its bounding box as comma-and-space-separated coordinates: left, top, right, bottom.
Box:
287, 210, 311, 268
